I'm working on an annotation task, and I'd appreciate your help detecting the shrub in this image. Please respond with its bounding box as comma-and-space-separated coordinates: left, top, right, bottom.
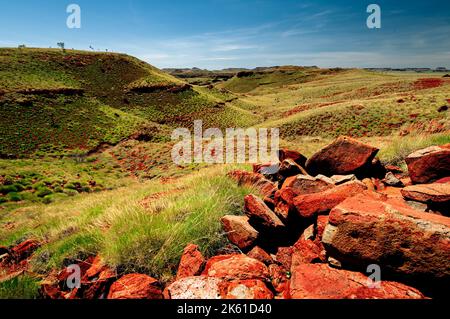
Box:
42, 195, 53, 204
0, 196, 7, 204
36, 187, 53, 198
8, 192, 22, 202
0, 185, 18, 195
12, 183, 25, 192
63, 189, 78, 197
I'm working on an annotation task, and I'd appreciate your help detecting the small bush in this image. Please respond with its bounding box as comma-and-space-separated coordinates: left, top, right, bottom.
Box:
8, 192, 23, 202
42, 195, 53, 204
63, 189, 78, 197
0, 196, 7, 204
0, 185, 18, 195
36, 187, 53, 198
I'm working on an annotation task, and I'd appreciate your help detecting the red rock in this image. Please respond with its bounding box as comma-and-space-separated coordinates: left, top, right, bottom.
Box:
176, 244, 205, 279
278, 159, 308, 177
405, 145, 450, 184
291, 238, 324, 267
247, 246, 273, 265
290, 264, 425, 299
401, 183, 450, 203
275, 247, 293, 271
166, 276, 222, 299
278, 149, 307, 167
273, 188, 297, 221
293, 181, 367, 218
281, 174, 334, 194
385, 165, 404, 174
268, 264, 290, 299
263, 196, 276, 210
221, 215, 259, 249
202, 255, 238, 275
220, 280, 273, 299
305, 136, 379, 176
107, 274, 163, 299
227, 170, 276, 197
41, 284, 65, 299
244, 194, 285, 229
435, 176, 450, 184
84, 255, 107, 280
315, 215, 329, 260
10, 239, 40, 262
322, 193, 450, 283
204, 254, 269, 281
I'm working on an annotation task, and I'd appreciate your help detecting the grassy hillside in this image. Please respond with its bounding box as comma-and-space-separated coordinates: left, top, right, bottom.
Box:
0, 48, 256, 158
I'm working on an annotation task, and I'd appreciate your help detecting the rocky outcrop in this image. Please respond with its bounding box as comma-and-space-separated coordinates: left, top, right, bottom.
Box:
405, 145, 450, 184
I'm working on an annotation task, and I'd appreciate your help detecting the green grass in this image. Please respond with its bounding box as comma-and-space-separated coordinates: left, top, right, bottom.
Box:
0, 275, 41, 299
0, 164, 255, 284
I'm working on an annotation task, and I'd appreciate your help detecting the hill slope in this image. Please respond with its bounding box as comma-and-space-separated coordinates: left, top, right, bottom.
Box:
0, 48, 256, 158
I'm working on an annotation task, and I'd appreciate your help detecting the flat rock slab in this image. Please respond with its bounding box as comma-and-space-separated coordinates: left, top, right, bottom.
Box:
221, 215, 259, 250
401, 183, 450, 203
322, 193, 450, 284
290, 264, 425, 299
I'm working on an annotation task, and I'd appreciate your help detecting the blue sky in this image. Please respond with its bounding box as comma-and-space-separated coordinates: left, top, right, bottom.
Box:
0, 0, 449, 69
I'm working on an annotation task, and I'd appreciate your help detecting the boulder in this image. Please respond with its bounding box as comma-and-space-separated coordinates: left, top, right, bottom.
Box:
176, 244, 205, 279
293, 181, 367, 219
166, 276, 222, 299
405, 145, 450, 184
401, 183, 450, 203
273, 188, 297, 221
305, 136, 379, 176
220, 280, 273, 299
247, 246, 274, 265
203, 254, 269, 281
281, 174, 334, 195
221, 215, 258, 250
290, 264, 425, 299
322, 193, 450, 286
107, 274, 163, 299
244, 194, 285, 230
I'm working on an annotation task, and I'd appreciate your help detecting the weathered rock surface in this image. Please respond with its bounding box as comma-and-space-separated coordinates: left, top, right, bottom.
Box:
203, 254, 269, 281
290, 264, 425, 299
221, 215, 259, 249
305, 136, 379, 176
166, 276, 222, 299
10, 239, 41, 262
405, 145, 450, 184
107, 274, 163, 299
401, 183, 450, 203
293, 181, 367, 218
244, 194, 285, 230
176, 244, 205, 279
247, 246, 273, 265
281, 174, 334, 195
322, 194, 450, 285
220, 279, 273, 299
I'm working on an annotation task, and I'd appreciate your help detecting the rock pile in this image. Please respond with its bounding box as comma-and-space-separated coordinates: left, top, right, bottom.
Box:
30, 136, 450, 299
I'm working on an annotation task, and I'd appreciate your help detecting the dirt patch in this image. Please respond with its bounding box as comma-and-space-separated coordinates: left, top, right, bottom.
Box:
139, 188, 183, 210
283, 101, 341, 117
413, 78, 445, 90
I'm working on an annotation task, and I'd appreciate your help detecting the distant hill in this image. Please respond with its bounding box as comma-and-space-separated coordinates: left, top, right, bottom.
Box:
0, 48, 254, 158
